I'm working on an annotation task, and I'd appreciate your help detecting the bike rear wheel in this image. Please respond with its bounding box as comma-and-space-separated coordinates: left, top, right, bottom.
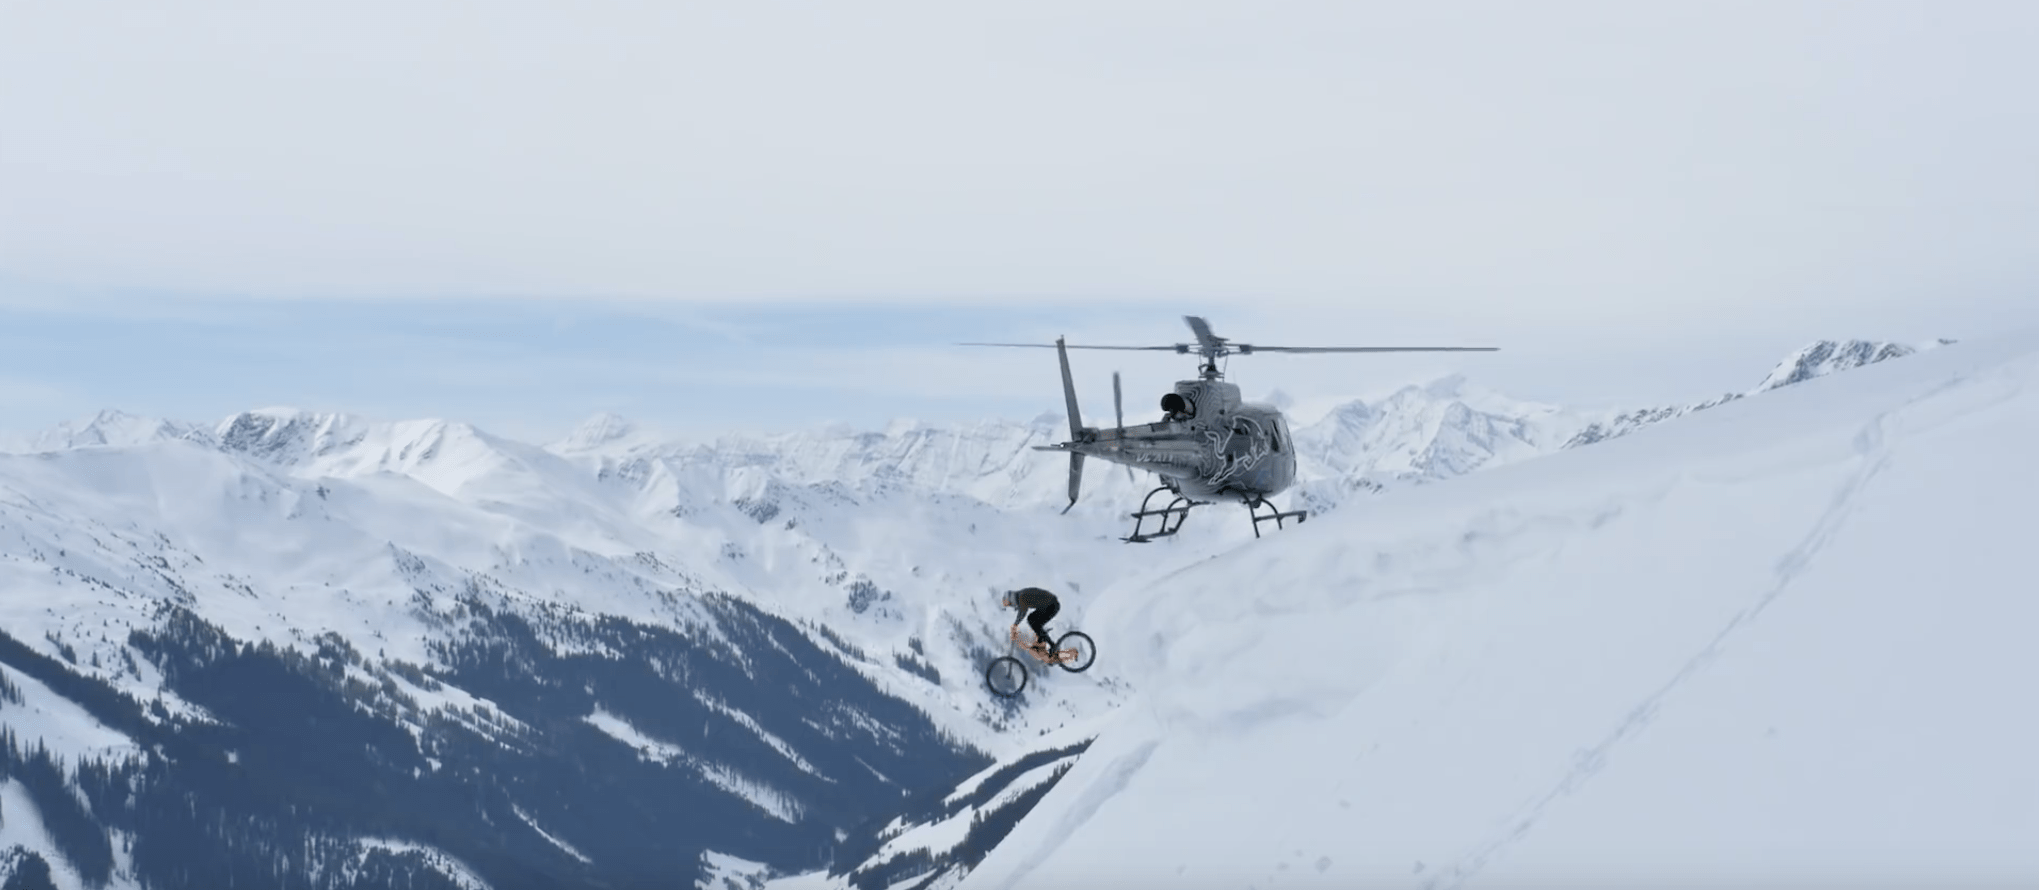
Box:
985, 656, 1028, 697
1053, 631, 1096, 673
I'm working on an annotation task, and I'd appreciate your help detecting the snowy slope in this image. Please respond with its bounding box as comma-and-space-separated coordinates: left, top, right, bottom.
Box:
0, 334, 1961, 888
0, 393, 1223, 886
947, 330, 2039, 889
0, 403, 1160, 741
0, 664, 145, 890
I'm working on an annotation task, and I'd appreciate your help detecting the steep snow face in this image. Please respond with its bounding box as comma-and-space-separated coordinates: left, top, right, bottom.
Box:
212, 408, 371, 464
957, 330, 2039, 889
552, 411, 661, 454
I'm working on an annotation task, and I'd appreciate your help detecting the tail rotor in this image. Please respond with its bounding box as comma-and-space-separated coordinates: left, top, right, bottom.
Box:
1057, 337, 1085, 513
1112, 371, 1133, 484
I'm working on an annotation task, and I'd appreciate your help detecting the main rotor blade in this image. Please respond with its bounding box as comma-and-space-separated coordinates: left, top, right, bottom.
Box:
1056, 337, 1083, 438
958, 342, 1180, 351
1233, 345, 1500, 353
1183, 315, 1223, 350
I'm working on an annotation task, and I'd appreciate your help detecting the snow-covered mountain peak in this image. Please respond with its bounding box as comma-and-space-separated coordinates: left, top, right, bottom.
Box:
1368, 372, 1482, 406
553, 410, 653, 453
1416, 371, 1470, 398
1370, 372, 1561, 418
1750, 339, 1920, 394
1287, 373, 1587, 499
214, 407, 373, 465
78, 407, 151, 432
1307, 397, 1379, 429
208, 408, 605, 512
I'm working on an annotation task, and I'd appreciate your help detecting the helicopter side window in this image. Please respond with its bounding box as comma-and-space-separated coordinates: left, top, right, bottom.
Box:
1269, 419, 1283, 452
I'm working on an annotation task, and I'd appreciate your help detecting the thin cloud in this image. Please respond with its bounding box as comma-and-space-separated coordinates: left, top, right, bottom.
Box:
4, 2, 2035, 328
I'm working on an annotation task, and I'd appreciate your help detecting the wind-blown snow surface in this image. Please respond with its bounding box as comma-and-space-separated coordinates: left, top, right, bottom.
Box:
955, 330, 2039, 889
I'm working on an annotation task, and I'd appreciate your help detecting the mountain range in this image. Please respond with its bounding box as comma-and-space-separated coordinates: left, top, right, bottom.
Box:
0, 337, 1947, 889
3, 338, 1945, 514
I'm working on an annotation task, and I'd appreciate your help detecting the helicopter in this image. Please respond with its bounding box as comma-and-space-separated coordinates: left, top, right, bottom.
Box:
963, 316, 1497, 542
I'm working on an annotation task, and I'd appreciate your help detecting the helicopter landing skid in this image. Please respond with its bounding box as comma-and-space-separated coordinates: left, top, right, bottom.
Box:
1123, 486, 1193, 543
1247, 497, 1308, 538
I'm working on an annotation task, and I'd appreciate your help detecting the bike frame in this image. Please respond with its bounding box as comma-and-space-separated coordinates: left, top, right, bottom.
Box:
1011, 625, 1081, 666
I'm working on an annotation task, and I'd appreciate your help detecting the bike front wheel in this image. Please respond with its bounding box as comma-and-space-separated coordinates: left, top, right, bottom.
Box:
986, 656, 1028, 697
1053, 631, 1096, 673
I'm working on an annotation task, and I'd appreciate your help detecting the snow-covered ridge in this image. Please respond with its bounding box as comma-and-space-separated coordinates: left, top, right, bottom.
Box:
0, 409, 209, 454
1751, 338, 1953, 393
1, 338, 1943, 521
1565, 338, 1951, 448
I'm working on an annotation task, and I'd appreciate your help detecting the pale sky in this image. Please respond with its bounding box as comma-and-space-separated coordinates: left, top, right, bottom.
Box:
3, 1, 2036, 441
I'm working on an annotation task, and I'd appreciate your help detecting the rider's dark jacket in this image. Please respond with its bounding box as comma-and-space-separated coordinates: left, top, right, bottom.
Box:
1009, 587, 1058, 623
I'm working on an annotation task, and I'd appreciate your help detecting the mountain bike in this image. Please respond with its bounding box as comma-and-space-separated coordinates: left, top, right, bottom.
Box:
985, 625, 1096, 697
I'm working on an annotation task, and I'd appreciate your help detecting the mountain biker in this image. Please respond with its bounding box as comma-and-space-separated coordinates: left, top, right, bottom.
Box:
1003, 587, 1061, 654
